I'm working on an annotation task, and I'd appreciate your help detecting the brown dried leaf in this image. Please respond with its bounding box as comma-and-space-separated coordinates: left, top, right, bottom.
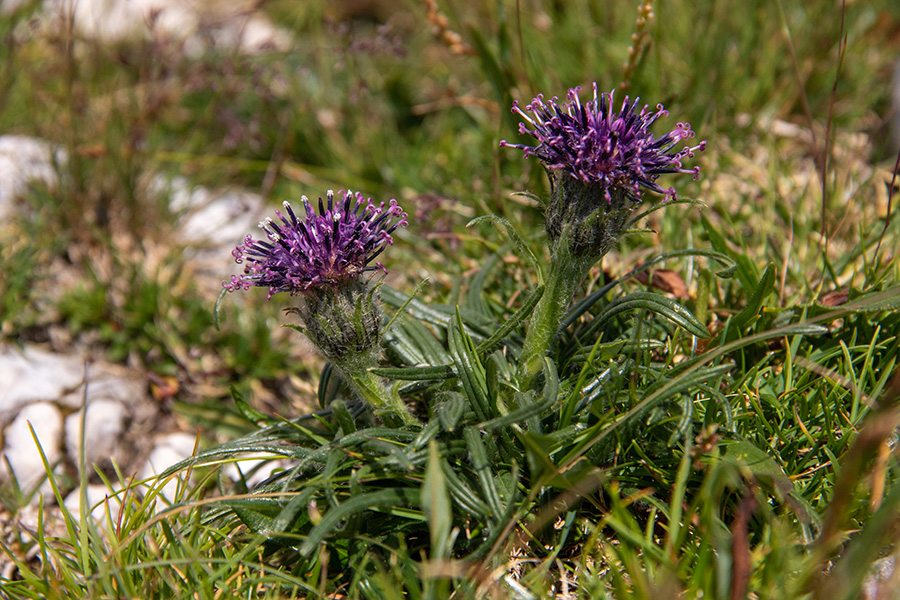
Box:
634, 268, 690, 299
819, 289, 849, 307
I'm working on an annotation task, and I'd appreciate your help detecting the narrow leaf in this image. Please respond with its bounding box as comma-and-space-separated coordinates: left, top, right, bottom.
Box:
585, 291, 710, 339
731, 262, 776, 332
299, 488, 420, 555
422, 440, 453, 559
467, 215, 543, 283
370, 365, 455, 381
476, 285, 545, 356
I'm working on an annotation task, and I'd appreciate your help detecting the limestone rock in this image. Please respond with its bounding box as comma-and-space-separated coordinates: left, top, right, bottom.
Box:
0, 345, 83, 425
63, 484, 123, 522
139, 432, 199, 504
2, 402, 64, 494
0, 136, 65, 220
64, 399, 128, 471
36, 0, 291, 54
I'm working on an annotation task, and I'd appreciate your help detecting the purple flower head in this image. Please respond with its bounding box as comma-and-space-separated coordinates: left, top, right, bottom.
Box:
224, 190, 408, 298
500, 83, 706, 202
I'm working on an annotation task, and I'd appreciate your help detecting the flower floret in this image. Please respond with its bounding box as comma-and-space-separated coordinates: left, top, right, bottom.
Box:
500, 83, 706, 202
224, 190, 408, 298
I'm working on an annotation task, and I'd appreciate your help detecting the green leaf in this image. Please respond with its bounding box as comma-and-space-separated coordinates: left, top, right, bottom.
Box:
515, 428, 560, 484
331, 400, 357, 435
383, 277, 430, 334
628, 197, 707, 226
370, 365, 455, 381
399, 314, 450, 364
282, 323, 307, 336
481, 359, 559, 430
436, 392, 467, 432
273, 487, 318, 533
560, 334, 614, 430
720, 438, 792, 493
422, 440, 453, 559
701, 213, 760, 293
563, 249, 736, 332
231, 386, 275, 426
464, 427, 504, 518
229, 499, 280, 534
585, 291, 710, 339
476, 284, 544, 356
467, 215, 543, 283
448, 309, 491, 422
730, 262, 776, 333
847, 286, 900, 312
299, 488, 421, 556
381, 286, 491, 340
318, 362, 338, 410
442, 461, 491, 518
213, 287, 227, 331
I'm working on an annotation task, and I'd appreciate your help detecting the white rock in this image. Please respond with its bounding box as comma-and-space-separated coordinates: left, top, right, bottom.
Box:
2, 402, 64, 493
63, 484, 123, 522
162, 175, 264, 249
64, 399, 128, 470
0, 345, 84, 425
139, 432, 199, 504
862, 555, 897, 600
37, 0, 290, 54
210, 13, 293, 54
0, 136, 66, 220
58, 363, 145, 411
42, 0, 197, 44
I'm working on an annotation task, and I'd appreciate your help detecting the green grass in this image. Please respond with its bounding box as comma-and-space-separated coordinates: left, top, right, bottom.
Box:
1, 0, 900, 597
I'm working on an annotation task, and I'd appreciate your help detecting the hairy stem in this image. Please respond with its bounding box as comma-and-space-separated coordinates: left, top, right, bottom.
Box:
515, 238, 590, 392
341, 362, 420, 427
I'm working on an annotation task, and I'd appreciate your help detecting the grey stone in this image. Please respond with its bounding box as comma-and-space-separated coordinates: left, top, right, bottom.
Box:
0, 136, 66, 220
2, 402, 64, 493
64, 399, 128, 471
35, 0, 290, 54
862, 555, 899, 600
0, 346, 85, 425
139, 432, 199, 504
58, 363, 145, 411
63, 484, 123, 522
163, 175, 264, 250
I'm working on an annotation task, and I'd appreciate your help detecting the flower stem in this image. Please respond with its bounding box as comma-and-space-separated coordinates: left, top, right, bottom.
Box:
340, 362, 420, 427
515, 239, 590, 393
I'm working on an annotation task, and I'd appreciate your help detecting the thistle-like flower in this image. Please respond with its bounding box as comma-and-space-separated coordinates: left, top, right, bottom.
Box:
503, 85, 707, 392
224, 190, 418, 426
500, 83, 705, 203
224, 190, 408, 298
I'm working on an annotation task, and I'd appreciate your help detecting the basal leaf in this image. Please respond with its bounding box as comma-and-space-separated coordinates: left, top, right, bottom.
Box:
467, 214, 542, 283
476, 284, 544, 357
730, 262, 776, 333
422, 440, 453, 559
299, 488, 421, 556
586, 291, 710, 339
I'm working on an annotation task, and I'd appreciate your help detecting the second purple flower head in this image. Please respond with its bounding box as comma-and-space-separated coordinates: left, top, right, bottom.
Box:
501, 83, 706, 202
